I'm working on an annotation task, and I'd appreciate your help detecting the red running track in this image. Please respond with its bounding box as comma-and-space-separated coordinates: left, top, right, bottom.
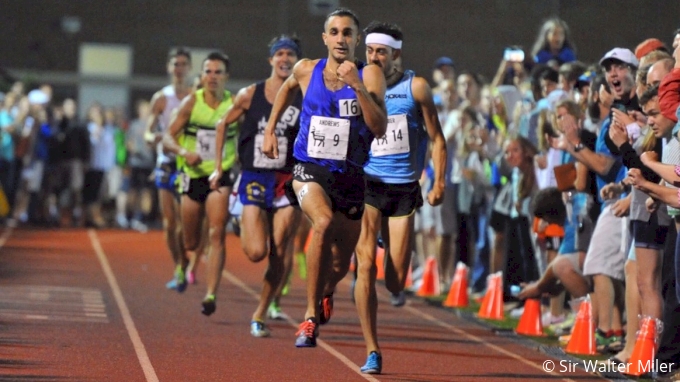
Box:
0, 227, 608, 381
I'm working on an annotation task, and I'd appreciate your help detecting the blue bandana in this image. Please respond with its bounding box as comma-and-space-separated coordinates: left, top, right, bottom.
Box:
270, 38, 301, 58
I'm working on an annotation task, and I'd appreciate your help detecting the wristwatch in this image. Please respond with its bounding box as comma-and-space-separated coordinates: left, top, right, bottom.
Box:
573, 142, 585, 152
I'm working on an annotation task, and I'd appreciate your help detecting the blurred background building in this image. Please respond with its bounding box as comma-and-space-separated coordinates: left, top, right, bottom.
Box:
0, 0, 678, 116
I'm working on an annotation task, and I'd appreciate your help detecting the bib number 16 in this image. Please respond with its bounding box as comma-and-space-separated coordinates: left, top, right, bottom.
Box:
339, 99, 361, 117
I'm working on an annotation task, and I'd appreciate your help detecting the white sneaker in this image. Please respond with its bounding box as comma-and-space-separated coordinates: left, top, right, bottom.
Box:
509, 306, 525, 318
390, 291, 406, 307
250, 320, 271, 338
541, 312, 565, 327
116, 214, 129, 229
130, 219, 148, 233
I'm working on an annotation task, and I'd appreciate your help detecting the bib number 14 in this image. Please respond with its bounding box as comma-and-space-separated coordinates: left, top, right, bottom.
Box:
371, 114, 409, 157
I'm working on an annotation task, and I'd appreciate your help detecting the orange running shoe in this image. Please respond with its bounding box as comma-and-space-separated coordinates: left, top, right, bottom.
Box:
319, 295, 333, 325
295, 318, 318, 347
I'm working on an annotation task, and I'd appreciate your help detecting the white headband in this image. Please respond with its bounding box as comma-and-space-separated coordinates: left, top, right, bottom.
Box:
365, 33, 402, 50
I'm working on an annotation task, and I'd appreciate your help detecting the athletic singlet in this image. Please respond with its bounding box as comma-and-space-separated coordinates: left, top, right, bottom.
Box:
293, 58, 373, 173
238, 81, 302, 172
178, 89, 237, 178
157, 85, 182, 166
364, 70, 428, 183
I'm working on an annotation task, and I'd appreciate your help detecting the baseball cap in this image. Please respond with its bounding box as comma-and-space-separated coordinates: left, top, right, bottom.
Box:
599, 48, 639, 68
433, 56, 455, 69
634, 38, 667, 60
575, 70, 596, 90
659, 74, 680, 123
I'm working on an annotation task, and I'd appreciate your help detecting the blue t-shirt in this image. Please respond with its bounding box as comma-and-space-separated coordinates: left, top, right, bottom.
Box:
0, 110, 14, 161
534, 47, 576, 65
595, 118, 626, 203
364, 70, 428, 183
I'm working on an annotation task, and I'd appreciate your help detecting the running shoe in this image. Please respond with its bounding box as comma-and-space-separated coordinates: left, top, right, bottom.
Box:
165, 278, 178, 290
360, 351, 382, 374
595, 329, 617, 354
319, 294, 333, 325
267, 302, 285, 320
390, 291, 406, 307
250, 320, 271, 338
187, 271, 196, 285
175, 265, 188, 293
541, 312, 565, 327
281, 274, 291, 296
296, 252, 307, 280
201, 294, 216, 316
295, 318, 318, 348
549, 313, 575, 336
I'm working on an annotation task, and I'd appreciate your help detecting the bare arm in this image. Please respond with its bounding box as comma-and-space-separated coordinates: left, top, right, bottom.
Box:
266, 61, 306, 135
636, 181, 679, 208
556, 113, 616, 176
413, 76, 446, 206
491, 60, 510, 90
574, 161, 588, 191
162, 94, 196, 156
644, 160, 680, 187
262, 61, 306, 159
213, 86, 253, 174
352, 64, 387, 138
563, 142, 616, 176
144, 91, 166, 146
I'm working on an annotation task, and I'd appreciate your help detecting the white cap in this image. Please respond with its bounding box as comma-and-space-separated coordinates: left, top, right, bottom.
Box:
27, 89, 49, 105
599, 48, 639, 68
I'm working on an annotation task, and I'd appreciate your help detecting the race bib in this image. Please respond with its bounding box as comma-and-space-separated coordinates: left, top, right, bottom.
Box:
338, 99, 361, 117
179, 172, 190, 193
281, 106, 300, 126
307, 116, 350, 160
253, 134, 287, 169
371, 114, 409, 157
196, 129, 216, 161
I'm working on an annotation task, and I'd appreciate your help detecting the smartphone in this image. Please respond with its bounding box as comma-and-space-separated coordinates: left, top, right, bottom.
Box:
504, 47, 525, 62
612, 103, 627, 113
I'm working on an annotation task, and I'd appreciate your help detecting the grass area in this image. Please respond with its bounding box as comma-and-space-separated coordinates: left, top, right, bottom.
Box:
417, 292, 614, 360
403, 288, 662, 381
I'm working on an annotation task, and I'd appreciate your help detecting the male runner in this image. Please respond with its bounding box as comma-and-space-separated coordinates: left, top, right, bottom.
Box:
354, 21, 446, 374
163, 52, 236, 316
212, 35, 303, 337
145, 48, 192, 291
262, 8, 387, 348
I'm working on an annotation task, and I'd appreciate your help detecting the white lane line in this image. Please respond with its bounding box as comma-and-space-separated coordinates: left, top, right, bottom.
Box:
0, 226, 12, 247
223, 270, 380, 382
402, 305, 576, 382
88, 230, 159, 382
344, 278, 593, 382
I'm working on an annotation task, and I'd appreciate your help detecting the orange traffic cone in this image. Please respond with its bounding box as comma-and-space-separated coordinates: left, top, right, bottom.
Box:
376, 247, 386, 281
416, 256, 440, 297
625, 316, 660, 376
443, 262, 469, 308
303, 229, 313, 254
404, 261, 413, 289
565, 295, 596, 355
477, 272, 504, 320
515, 299, 544, 336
